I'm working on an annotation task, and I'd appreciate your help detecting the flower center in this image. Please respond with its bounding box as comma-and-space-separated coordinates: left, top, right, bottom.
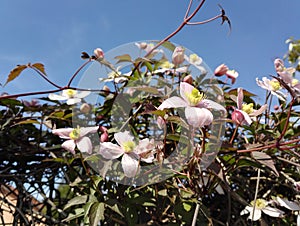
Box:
186, 88, 205, 106
69, 128, 80, 140
63, 89, 77, 98
189, 54, 200, 64
270, 80, 281, 91
242, 103, 254, 114
160, 60, 174, 69
292, 79, 299, 86
122, 141, 136, 153
250, 199, 267, 209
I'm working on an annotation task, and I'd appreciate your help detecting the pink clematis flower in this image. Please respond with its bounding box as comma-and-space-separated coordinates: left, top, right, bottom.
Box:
158, 82, 226, 128
52, 126, 98, 154
214, 64, 239, 84
232, 88, 267, 125
99, 131, 155, 178
94, 48, 104, 59
49, 89, 91, 105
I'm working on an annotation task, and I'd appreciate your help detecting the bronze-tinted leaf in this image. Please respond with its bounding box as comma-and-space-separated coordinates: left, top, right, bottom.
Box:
32, 63, 46, 76
5, 64, 28, 86
115, 54, 132, 63
251, 151, 279, 177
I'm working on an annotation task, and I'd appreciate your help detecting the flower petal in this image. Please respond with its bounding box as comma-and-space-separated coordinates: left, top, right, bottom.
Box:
75, 91, 91, 98
61, 140, 76, 154
52, 128, 73, 139
99, 142, 124, 159
48, 93, 68, 101
185, 106, 213, 128
121, 153, 139, 178
201, 99, 226, 114
114, 131, 134, 147
158, 96, 188, 110
79, 126, 98, 137
262, 206, 284, 218
77, 137, 93, 154
236, 109, 252, 125
276, 197, 300, 211
250, 104, 267, 117
180, 82, 195, 103
237, 88, 243, 110
66, 98, 81, 105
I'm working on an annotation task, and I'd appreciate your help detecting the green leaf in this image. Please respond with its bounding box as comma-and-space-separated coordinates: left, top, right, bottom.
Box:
131, 86, 160, 95
115, 54, 132, 63
183, 202, 192, 212
106, 204, 124, 217
32, 63, 46, 75
89, 202, 105, 226
251, 151, 279, 177
14, 119, 40, 125
5, 64, 28, 86
63, 195, 88, 210
158, 189, 168, 196
63, 208, 84, 222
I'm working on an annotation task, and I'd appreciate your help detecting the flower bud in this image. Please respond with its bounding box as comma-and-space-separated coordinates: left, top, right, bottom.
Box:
183, 74, 193, 84
135, 42, 148, 50
80, 103, 91, 114
102, 85, 111, 96
231, 109, 245, 125
99, 126, 108, 133
94, 48, 104, 59
214, 64, 228, 77
100, 131, 109, 142
225, 70, 239, 84
172, 46, 185, 66
274, 58, 284, 73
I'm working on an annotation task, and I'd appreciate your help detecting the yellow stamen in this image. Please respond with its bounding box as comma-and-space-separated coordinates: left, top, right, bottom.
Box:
122, 141, 136, 153
186, 88, 205, 106
189, 54, 200, 63
292, 79, 299, 86
270, 80, 280, 91
160, 60, 174, 69
69, 127, 80, 140
242, 103, 254, 114
63, 89, 77, 98
250, 199, 267, 209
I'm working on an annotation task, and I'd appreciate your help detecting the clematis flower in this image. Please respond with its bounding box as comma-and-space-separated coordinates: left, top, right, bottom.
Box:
99, 131, 156, 178
49, 89, 91, 105
172, 46, 185, 66
214, 64, 238, 84
232, 88, 267, 125
240, 198, 284, 221
158, 82, 226, 128
52, 126, 98, 154
256, 77, 286, 101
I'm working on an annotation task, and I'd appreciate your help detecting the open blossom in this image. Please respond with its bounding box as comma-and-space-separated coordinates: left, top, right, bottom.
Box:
240, 198, 284, 221
256, 77, 286, 101
232, 88, 267, 125
99, 131, 156, 178
158, 82, 226, 128
52, 126, 98, 154
49, 89, 91, 105
214, 64, 238, 84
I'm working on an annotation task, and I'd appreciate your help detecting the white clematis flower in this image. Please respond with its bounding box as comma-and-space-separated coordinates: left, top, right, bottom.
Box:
240, 198, 284, 221
256, 77, 286, 101
52, 126, 98, 154
49, 89, 91, 105
158, 82, 226, 128
99, 131, 156, 178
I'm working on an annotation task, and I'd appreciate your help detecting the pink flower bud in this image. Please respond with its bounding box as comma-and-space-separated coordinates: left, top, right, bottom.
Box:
100, 131, 109, 142
99, 126, 108, 133
183, 74, 193, 84
80, 103, 91, 114
214, 64, 228, 77
274, 58, 284, 72
172, 46, 185, 66
225, 70, 239, 84
231, 109, 245, 125
94, 48, 104, 59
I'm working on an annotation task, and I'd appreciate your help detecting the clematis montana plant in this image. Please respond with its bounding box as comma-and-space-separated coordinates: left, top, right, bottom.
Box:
99, 131, 156, 178
52, 126, 98, 154
49, 89, 91, 105
158, 82, 226, 128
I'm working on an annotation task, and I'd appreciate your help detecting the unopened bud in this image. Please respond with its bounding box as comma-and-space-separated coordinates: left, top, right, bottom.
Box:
100, 131, 109, 142
172, 46, 185, 66
183, 74, 193, 84
94, 48, 104, 59
80, 103, 91, 114
231, 109, 244, 125
274, 58, 284, 73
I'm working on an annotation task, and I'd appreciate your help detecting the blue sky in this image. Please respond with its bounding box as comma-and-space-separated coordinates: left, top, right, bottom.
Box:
0, 0, 299, 103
